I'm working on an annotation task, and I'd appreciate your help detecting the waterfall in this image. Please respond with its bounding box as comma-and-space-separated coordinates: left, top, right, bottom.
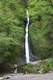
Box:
25, 10, 30, 63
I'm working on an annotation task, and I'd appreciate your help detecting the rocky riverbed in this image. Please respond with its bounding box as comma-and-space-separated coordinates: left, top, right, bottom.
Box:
0, 71, 53, 80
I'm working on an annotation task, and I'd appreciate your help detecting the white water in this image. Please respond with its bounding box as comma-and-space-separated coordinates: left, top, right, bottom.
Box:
25, 10, 30, 63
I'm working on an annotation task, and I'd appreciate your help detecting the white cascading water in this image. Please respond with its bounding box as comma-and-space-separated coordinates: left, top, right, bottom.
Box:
25, 10, 30, 63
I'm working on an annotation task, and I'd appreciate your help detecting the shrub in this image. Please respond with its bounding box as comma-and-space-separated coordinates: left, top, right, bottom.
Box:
42, 59, 53, 73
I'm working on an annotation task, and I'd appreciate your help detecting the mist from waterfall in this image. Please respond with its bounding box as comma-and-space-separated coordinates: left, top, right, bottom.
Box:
25, 10, 30, 63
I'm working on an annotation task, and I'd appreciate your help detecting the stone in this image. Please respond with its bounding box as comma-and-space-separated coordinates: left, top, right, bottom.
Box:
14, 64, 17, 74
4, 76, 11, 79
0, 77, 4, 80
38, 68, 43, 74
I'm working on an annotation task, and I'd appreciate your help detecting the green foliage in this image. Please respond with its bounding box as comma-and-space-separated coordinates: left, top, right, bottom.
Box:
0, 0, 25, 72
23, 59, 53, 74
23, 63, 35, 73
42, 60, 53, 73
0, 0, 53, 72
28, 0, 53, 59
0, 37, 22, 63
